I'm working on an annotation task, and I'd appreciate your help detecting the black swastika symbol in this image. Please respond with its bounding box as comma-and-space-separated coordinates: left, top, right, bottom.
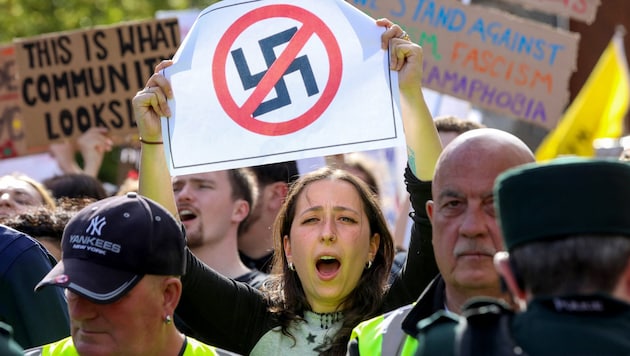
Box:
231, 27, 319, 117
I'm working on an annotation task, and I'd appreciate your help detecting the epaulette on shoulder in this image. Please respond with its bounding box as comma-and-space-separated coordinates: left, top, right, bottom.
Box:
457, 298, 527, 356
417, 309, 459, 332
416, 299, 527, 356
461, 297, 514, 320
415, 311, 460, 356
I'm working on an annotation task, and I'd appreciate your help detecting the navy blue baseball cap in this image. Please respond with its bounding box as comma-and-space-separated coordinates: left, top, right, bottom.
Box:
36, 192, 186, 304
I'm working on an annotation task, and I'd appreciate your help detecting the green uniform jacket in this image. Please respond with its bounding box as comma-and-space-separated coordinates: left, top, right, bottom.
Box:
416, 294, 630, 356
510, 295, 630, 355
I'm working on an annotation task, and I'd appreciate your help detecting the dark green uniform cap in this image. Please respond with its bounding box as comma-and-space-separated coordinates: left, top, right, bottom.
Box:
494, 157, 630, 251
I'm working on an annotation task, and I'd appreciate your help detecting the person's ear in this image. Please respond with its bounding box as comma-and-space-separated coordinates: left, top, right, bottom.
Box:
494, 252, 526, 309
162, 277, 182, 315
368, 233, 380, 263
426, 200, 436, 247
268, 182, 289, 211
612, 259, 630, 303
232, 199, 250, 223
426, 200, 435, 222
283, 235, 292, 263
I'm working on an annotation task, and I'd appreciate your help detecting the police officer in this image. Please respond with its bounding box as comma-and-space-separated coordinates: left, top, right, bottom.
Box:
416, 158, 630, 355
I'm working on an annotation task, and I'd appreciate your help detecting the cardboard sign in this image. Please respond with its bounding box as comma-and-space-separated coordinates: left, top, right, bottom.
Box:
0, 44, 29, 158
350, 0, 580, 130
162, 0, 405, 175
13, 18, 180, 148
498, 0, 600, 24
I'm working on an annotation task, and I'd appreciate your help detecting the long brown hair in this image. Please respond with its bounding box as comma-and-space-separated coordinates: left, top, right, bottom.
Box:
262, 167, 394, 355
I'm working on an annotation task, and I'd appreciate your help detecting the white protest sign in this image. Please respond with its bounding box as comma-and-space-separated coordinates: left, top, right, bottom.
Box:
162, 0, 404, 175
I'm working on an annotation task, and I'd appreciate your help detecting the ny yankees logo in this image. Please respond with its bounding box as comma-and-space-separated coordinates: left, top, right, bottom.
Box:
231, 26, 319, 117
86, 216, 107, 236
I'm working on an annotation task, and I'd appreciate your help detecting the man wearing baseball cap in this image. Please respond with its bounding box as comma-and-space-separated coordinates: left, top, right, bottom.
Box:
415, 158, 630, 355
25, 193, 236, 355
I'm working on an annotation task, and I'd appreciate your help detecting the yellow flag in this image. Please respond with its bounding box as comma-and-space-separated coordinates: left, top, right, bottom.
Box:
535, 28, 630, 160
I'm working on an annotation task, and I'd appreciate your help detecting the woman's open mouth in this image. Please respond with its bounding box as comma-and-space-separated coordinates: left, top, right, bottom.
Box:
316, 256, 341, 280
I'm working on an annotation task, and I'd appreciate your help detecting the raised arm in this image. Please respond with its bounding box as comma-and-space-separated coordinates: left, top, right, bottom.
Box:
76, 127, 113, 177
132, 60, 178, 217
377, 19, 442, 181
49, 127, 112, 178
132, 62, 273, 354
377, 20, 441, 308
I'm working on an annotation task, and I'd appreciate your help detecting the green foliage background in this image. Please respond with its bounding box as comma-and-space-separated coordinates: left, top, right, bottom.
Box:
0, 0, 220, 44
1, 0, 219, 185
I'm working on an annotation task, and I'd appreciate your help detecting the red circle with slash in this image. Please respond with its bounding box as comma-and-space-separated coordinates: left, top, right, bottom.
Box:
213, 4, 343, 136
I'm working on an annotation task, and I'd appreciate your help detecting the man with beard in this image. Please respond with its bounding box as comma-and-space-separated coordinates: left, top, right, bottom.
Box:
172, 169, 267, 287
